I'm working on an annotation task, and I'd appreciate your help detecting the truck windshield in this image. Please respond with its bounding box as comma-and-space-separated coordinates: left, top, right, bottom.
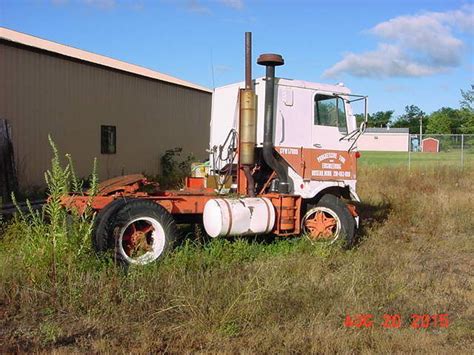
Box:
314, 95, 347, 133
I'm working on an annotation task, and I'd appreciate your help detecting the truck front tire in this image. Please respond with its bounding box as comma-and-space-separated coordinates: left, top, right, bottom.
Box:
302, 194, 356, 248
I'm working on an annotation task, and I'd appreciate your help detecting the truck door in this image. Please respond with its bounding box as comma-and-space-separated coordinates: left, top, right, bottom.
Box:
311, 94, 350, 151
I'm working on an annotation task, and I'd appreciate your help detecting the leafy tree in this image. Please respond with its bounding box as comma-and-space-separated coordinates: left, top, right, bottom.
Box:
460, 85, 474, 112
450, 108, 472, 133
459, 85, 474, 134
355, 113, 368, 126
426, 108, 453, 134
355, 110, 394, 128
371, 110, 394, 127
352, 87, 474, 134
391, 105, 427, 134
459, 108, 474, 134
425, 107, 473, 134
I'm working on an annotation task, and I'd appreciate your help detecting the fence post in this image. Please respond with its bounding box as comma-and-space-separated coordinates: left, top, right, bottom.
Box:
461, 134, 464, 169
408, 148, 411, 170
408, 134, 412, 171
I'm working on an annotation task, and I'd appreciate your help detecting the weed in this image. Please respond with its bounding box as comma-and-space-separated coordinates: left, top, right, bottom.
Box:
38, 321, 61, 345
219, 321, 241, 337
1, 136, 99, 305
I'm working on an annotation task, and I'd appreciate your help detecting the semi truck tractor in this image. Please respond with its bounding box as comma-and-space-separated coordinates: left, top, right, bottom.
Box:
61, 32, 368, 266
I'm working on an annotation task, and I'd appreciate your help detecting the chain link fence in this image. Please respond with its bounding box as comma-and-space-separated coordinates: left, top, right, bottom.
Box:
408, 134, 474, 169
358, 134, 474, 168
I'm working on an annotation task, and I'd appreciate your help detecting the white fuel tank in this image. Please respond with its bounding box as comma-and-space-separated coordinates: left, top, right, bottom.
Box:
203, 197, 275, 238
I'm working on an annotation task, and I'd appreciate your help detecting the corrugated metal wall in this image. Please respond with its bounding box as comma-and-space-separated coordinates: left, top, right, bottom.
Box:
0, 41, 212, 188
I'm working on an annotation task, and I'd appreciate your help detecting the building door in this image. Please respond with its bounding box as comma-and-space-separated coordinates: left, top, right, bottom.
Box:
0, 119, 18, 202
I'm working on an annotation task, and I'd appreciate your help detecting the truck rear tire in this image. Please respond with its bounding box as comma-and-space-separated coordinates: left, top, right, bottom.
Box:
92, 198, 129, 253
302, 194, 355, 248
111, 199, 178, 266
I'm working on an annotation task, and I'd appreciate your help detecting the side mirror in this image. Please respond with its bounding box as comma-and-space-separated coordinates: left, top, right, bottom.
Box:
359, 120, 367, 133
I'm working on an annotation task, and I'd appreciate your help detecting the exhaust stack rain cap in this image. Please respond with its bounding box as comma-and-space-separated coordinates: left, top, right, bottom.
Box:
257, 53, 284, 67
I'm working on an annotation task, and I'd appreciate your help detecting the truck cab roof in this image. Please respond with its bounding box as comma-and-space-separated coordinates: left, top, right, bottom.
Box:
215, 77, 352, 96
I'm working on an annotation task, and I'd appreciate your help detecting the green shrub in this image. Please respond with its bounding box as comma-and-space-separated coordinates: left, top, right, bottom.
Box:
158, 147, 195, 189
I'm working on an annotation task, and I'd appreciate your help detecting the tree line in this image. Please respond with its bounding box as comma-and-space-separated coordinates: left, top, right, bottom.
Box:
355, 85, 474, 134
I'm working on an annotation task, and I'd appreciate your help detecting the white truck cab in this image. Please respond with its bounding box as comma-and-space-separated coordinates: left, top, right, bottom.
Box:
210, 77, 366, 203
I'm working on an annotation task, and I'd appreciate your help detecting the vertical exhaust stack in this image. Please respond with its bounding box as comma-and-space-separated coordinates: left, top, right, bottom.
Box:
245, 32, 252, 91
240, 32, 257, 197
257, 53, 289, 194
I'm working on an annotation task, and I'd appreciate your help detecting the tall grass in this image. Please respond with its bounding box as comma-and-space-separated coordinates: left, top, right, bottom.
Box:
0, 151, 473, 352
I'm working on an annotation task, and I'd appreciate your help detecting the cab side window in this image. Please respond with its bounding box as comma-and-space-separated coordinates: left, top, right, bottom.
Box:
314, 95, 347, 132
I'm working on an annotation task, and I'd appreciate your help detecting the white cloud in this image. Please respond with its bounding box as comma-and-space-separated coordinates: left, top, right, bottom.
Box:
432, 4, 474, 34
83, 0, 116, 9
186, 0, 244, 14
51, 0, 117, 9
323, 5, 473, 79
383, 84, 409, 93
55, 0, 245, 15
218, 0, 243, 10
215, 64, 233, 75
187, 0, 211, 14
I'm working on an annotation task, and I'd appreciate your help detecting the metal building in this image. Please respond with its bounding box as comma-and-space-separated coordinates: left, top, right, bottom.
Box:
0, 27, 212, 190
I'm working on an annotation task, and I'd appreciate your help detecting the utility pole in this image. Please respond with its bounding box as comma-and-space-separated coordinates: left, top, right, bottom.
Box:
419, 116, 423, 152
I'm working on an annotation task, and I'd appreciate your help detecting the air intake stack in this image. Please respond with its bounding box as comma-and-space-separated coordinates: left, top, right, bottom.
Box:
257, 53, 289, 194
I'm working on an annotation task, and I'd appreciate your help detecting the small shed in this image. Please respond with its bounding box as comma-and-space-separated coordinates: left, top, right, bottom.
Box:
422, 138, 439, 153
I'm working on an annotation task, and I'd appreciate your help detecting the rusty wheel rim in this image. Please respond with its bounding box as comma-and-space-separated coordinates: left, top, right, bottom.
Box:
118, 217, 165, 265
302, 207, 341, 243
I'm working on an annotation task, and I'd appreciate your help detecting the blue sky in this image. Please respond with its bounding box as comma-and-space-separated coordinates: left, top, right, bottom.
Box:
1, 0, 473, 117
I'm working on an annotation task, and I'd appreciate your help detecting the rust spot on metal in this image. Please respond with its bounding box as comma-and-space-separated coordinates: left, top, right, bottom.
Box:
346, 204, 358, 217
94, 174, 149, 196
257, 53, 284, 67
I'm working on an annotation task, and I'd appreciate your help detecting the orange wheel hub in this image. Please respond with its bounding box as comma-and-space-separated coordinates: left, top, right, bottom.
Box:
122, 222, 154, 256
304, 211, 337, 240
